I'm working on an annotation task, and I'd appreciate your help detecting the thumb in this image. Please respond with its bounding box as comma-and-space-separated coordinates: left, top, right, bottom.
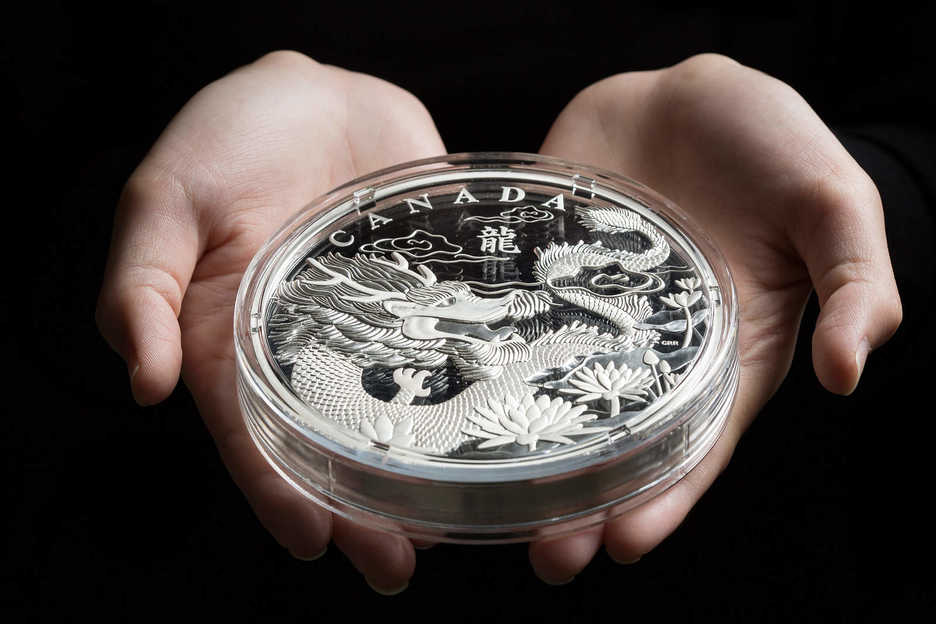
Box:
96, 172, 199, 405
791, 175, 903, 395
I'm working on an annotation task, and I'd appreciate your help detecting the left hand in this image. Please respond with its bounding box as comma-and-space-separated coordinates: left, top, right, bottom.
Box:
95, 51, 447, 594
527, 53, 901, 583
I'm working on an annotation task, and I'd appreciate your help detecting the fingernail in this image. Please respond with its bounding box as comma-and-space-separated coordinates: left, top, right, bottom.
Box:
290, 546, 327, 561
851, 338, 871, 394
538, 574, 576, 586
609, 554, 641, 565
128, 362, 142, 404
366, 577, 409, 596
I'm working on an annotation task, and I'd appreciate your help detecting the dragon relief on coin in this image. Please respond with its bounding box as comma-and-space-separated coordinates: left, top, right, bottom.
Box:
267, 186, 710, 458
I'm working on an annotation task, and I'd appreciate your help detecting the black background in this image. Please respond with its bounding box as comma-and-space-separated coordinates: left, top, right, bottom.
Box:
4, 3, 935, 621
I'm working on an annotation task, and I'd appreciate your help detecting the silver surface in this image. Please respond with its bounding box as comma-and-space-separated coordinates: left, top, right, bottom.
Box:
266, 185, 711, 460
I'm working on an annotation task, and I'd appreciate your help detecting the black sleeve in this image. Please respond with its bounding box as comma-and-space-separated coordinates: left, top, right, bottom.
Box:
837, 123, 936, 312
840, 124, 936, 211
834, 125, 936, 617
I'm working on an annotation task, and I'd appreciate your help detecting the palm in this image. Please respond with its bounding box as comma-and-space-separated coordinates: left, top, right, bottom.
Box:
173, 58, 445, 433
528, 55, 899, 578
543, 59, 820, 429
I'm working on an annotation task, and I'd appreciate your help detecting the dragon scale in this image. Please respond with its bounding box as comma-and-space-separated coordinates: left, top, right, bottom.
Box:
290, 327, 633, 453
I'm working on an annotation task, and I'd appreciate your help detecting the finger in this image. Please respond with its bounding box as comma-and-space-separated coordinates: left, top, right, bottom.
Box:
528, 524, 603, 585
790, 175, 902, 395
602, 444, 728, 564
604, 413, 742, 563
95, 173, 199, 405
602, 354, 778, 562
332, 516, 415, 595
229, 442, 333, 561
193, 373, 333, 560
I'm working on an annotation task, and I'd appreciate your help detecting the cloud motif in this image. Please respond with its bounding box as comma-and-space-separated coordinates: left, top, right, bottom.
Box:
358, 229, 503, 263
359, 229, 460, 258
463, 205, 554, 224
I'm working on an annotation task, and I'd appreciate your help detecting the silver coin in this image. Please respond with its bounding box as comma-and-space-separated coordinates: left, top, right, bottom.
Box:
235, 154, 738, 541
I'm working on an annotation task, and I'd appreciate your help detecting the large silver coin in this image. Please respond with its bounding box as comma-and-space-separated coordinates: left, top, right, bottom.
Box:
235, 153, 738, 542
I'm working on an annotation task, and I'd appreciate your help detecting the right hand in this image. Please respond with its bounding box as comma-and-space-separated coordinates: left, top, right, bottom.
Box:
527, 53, 902, 583
96, 51, 446, 594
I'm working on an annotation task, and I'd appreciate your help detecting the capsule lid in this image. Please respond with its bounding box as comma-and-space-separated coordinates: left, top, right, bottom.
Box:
235, 153, 738, 542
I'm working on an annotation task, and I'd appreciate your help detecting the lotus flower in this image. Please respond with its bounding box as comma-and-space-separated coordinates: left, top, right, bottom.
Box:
560, 361, 653, 417
360, 414, 415, 447
659, 290, 703, 309
463, 392, 607, 451
674, 277, 701, 292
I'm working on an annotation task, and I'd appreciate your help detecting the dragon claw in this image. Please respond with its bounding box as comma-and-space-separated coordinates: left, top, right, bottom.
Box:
394, 367, 432, 397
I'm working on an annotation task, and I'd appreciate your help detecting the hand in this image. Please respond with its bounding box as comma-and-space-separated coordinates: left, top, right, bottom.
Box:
527, 54, 902, 583
95, 51, 445, 594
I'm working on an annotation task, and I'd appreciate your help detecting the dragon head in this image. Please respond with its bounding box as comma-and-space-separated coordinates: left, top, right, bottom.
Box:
271, 252, 551, 381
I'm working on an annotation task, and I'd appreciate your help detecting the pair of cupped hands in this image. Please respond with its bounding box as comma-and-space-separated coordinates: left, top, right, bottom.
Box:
97, 51, 900, 593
